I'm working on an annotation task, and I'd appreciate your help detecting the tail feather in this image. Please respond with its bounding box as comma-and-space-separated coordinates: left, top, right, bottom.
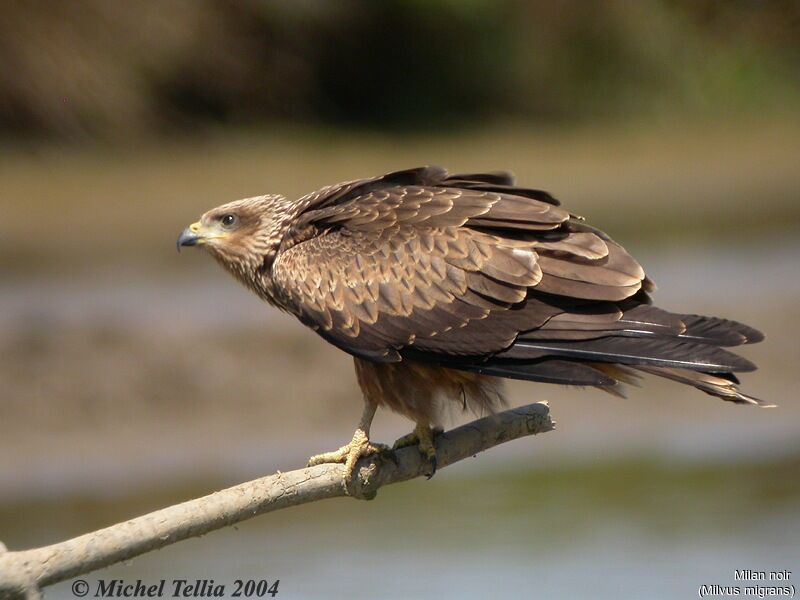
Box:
635, 365, 774, 407
416, 297, 767, 406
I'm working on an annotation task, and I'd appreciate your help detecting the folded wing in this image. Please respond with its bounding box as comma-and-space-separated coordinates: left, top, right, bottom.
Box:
271, 166, 767, 405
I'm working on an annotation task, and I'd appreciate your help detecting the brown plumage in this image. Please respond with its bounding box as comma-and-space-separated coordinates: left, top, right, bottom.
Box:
178, 166, 769, 478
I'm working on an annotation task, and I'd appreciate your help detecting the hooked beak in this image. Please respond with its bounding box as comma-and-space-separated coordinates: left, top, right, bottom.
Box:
177, 222, 202, 252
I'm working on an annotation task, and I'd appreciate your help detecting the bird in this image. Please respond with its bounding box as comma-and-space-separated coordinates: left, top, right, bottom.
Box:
177, 166, 769, 480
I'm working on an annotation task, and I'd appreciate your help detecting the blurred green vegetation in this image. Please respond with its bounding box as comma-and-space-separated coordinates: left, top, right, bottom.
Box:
0, 0, 798, 141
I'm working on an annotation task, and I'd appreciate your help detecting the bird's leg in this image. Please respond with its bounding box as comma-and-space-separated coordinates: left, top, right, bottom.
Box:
393, 422, 442, 478
307, 401, 389, 481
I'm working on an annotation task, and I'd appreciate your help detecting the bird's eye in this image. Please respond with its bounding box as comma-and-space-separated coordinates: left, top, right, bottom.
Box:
220, 214, 237, 227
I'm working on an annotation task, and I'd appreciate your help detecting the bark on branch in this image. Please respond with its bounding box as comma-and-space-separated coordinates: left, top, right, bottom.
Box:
0, 402, 554, 599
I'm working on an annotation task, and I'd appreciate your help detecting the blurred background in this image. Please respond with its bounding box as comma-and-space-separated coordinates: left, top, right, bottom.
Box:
1, 1, 799, 598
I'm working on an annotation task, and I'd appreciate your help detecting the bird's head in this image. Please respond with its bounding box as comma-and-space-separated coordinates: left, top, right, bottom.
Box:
177, 194, 290, 283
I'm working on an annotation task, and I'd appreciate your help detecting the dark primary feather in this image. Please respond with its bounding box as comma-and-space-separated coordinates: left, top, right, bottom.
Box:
499, 337, 756, 372
467, 359, 618, 387
269, 166, 767, 407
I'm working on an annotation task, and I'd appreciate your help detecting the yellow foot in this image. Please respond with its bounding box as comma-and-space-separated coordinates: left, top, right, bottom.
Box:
307, 429, 390, 481
393, 424, 441, 478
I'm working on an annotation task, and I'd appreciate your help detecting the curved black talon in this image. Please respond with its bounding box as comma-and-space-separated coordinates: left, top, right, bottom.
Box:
425, 455, 437, 479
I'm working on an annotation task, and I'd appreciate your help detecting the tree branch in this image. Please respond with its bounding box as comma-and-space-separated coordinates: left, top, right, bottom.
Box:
0, 402, 554, 599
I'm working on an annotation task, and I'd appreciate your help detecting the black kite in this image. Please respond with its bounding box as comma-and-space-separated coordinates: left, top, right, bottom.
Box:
178, 167, 768, 479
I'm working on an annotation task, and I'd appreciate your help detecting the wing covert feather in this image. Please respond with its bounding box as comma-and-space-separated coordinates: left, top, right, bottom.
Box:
271, 166, 651, 362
